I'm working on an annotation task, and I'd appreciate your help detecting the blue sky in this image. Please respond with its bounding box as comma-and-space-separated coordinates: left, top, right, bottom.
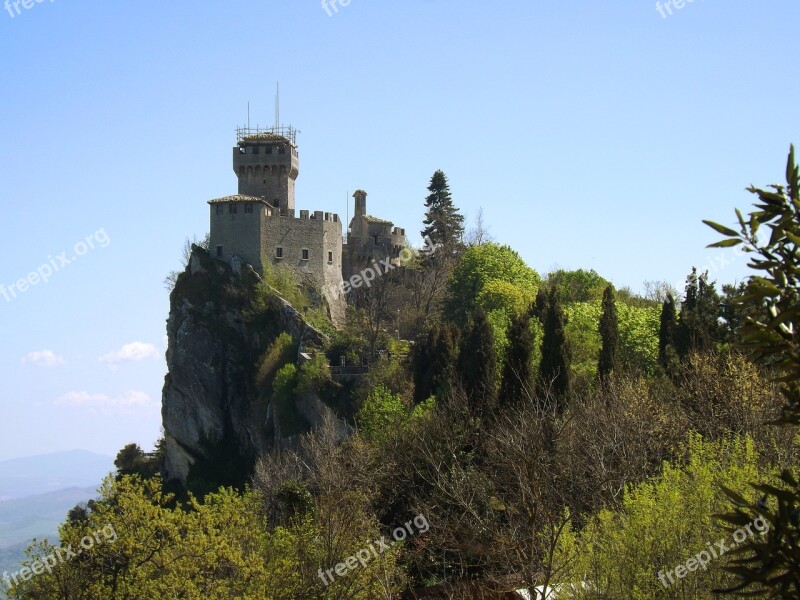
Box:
0, 0, 797, 461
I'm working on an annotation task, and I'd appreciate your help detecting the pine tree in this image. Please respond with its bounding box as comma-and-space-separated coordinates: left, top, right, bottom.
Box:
421, 170, 465, 254
456, 309, 497, 416
597, 285, 619, 381
538, 288, 571, 408
499, 307, 536, 406
658, 293, 678, 375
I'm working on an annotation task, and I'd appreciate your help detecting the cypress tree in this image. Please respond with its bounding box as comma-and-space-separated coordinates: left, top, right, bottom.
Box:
658, 293, 678, 374
456, 309, 497, 416
538, 288, 571, 408
411, 322, 459, 404
598, 285, 619, 381
499, 307, 536, 407
675, 268, 723, 358
421, 170, 465, 254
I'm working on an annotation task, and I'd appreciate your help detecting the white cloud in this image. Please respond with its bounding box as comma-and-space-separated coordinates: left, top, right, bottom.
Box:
55, 391, 158, 417
99, 342, 160, 365
21, 350, 65, 367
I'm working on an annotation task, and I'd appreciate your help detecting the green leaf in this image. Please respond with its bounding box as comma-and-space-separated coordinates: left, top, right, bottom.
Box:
703, 219, 740, 237
708, 238, 743, 248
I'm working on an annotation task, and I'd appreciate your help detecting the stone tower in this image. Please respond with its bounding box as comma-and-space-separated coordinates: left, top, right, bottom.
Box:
233, 126, 299, 212
209, 124, 346, 327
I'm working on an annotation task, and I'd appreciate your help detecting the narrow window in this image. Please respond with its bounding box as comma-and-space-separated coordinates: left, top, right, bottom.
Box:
229, 204, 238, 214
215, 205, 223, 215
302, 249, 309, 260
328, 251, 333, 264
216, 246, 223, 257
253, 146, 260, 155
244, 203, 253, 214
276, 247, 283, 259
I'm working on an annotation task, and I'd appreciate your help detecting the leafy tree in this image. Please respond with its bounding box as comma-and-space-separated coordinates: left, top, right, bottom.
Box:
598, 285, 619, 381
421, 170, 465, 254
547, 268, 610, 304
561, 434, 768, 599
114, 443, 160, 479
539, 288, 571, 407
499, 307, 536, 407
564, 302, 602, 382
705, 145, 800, 596
356, 385, 408, 443
457, 309, 498, 416
445, 243, 540, 324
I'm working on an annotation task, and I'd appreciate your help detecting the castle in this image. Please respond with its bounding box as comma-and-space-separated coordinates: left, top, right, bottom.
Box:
207, 124, 406, 325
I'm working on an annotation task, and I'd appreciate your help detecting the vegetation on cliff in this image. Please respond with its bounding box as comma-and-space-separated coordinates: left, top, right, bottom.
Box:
13, 157, 800, 599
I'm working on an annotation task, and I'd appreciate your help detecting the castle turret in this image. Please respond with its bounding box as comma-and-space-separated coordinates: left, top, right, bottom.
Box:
353, 189, 367, 219
233, 126, 299, 212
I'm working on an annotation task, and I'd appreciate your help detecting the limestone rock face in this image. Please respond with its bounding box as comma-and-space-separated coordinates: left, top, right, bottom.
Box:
161, 246, 329, 489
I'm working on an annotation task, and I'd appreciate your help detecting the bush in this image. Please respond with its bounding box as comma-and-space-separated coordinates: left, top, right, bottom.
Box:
561, 434, 770, 599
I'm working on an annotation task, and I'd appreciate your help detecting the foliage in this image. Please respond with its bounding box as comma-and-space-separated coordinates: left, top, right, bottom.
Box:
477, 279, 530, 365
297, 353, 332, 394
598, 285, 619, 381
11, 475, 403, 599
256, 331, 296, 390
457, 309, 498, 417
499, 307, 536, 407
539, 288, 571, 405
617, 302, 661, 375
272, 363, 309, 437
563, 434, 770, 600
410, 322, 460, 405
356, 385, 409, 444
114, 442, 161, 480
546, 268, 610, 304
421, 170, 465, 255
659, 293, 679, 375
705, 145, 800, 596
444, 243, 539, 324
675, 268, 725, 359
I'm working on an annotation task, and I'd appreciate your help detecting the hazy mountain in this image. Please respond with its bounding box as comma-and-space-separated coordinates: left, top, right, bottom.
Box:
0, 450, 114, 501
0, 452, 112, 589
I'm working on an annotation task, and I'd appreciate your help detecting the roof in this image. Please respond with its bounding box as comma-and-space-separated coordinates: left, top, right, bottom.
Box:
207, 195, 268, 205
240, 133, 293, 144
363, 215, 393, 225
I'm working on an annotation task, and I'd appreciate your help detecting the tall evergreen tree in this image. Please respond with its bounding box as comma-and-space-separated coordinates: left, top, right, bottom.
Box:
532, 287, 549, 323
658, 293, 678, 375
597, 285, 619, 381
538, 288, 571, 408
411, 322, 460, 405
421, 170, 465, 254
456, 309, 497, 416
499, 307, 536, 406
675, 268, 723, 358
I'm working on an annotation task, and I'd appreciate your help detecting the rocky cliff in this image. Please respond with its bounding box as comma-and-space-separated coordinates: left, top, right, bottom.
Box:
161, 246, 344, 492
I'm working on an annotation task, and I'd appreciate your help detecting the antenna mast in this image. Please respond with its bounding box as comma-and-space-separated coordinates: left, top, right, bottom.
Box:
274, 83, 280, 129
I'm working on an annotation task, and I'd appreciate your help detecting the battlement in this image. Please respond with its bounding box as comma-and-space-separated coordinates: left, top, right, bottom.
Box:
266, 207, 340, 223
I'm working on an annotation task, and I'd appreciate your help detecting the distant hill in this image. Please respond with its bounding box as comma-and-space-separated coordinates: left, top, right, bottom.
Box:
0, 486, 100, 548
0, 451, 112, 590
0, 450, 114, 500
